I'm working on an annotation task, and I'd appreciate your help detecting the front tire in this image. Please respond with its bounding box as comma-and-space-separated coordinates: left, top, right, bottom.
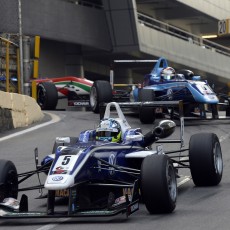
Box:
141, 154, 177, 214
0, 160, 18, 202
90, 80, 113, 113
138, 89, 155, 124
189, 133, 223, 186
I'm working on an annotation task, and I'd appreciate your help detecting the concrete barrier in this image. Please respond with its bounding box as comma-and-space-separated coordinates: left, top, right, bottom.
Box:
0, 91, 44, 132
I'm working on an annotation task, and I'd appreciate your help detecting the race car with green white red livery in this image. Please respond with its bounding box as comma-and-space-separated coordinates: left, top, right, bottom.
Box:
0, 75, 94, 110
35, 76, 129, 110
35, 76, 93, 110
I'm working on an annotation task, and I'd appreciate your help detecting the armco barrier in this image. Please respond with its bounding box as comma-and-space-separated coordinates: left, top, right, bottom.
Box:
0, 91, 44, 132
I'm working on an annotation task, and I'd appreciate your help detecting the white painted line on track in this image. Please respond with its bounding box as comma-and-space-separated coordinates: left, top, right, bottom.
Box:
0, 112, 60, 142
36, 218, 71, 230
178, 176, 191, 187
219, 133, 230, 143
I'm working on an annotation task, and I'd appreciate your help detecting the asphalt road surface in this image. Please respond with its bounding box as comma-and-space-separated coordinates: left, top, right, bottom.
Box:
0, 109, 230, 230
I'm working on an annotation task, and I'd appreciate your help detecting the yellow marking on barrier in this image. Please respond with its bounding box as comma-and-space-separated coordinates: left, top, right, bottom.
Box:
31, 80, 37, 100
113, 84, 137, 87
34, 36, 40, 58
33, 59, 39, 78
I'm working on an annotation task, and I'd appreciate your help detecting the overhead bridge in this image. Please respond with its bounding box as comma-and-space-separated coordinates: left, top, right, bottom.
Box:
136, 13, 230, 85
103, 0, 230, 87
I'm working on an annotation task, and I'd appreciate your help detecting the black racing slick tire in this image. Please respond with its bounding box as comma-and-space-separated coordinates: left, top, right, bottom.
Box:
141, 154, 177, 214
37, 82, 58, 110
138, 89, 155, 124
0, 160, 18, 202
90, 80, 113, 113
189, 133, 223, 186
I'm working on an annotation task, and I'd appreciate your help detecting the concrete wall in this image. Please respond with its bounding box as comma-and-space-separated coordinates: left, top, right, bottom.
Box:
176, 0, 230, 20
0, 0, 112, 51
39, 40, 66, 78
0, 91, 44, 132
39, 40, 86, 78
102, 0, 139, 52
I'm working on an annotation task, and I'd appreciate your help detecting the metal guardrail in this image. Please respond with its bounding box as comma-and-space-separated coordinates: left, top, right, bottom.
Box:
59, 4, 230, 57
137, 12, 230, 58
0, 37, 20, 93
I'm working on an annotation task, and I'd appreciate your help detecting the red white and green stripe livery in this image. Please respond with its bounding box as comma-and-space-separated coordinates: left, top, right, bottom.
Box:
36, 76, 93, 97
35, 76, 94, 108
52, 76, 93, 97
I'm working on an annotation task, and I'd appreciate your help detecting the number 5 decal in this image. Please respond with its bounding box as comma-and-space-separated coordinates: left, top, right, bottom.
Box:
53, 155, 78, 173
62, 156, 71, 165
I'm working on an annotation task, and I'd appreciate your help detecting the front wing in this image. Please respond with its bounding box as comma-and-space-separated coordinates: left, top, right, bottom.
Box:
0, 202, 138, 219
0, 180, 139, 220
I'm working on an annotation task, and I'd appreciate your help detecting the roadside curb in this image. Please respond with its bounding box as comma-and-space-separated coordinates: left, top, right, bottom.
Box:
0, 91, 44, 132
0, 112, 60, 141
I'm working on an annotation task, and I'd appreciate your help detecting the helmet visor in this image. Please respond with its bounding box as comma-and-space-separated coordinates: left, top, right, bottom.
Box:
96, 131, 119, 138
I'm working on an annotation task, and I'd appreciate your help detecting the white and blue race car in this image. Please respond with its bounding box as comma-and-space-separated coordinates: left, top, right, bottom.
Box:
90, 57, 229, 123
0, 102, 223, 220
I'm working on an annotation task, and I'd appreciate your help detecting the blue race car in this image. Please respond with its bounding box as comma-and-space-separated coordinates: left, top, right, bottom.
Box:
90, 57, 226, 123
131, 57, 220, 123
0, 102, 223, 220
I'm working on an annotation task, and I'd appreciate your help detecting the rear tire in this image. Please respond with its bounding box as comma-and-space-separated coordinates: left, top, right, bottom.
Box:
37, 82, 58, 110
90, 80, 113, 113
141, 154, 177, 214
0, 160, 18, 202
138, 89, 155, 124
189, 133, 223, 186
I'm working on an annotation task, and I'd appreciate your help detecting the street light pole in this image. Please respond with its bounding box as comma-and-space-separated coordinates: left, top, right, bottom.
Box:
18, 0, 24, 94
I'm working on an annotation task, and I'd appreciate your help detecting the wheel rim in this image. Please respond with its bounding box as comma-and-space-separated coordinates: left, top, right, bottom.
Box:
90, 87, 97, 107
167, 163, 177, 202
213, 142, 223, 176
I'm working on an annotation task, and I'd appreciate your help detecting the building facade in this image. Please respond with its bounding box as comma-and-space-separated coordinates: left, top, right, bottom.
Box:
0, 0, 230, 91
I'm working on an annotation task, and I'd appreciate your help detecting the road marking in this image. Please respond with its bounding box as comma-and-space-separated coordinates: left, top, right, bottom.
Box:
219, 133, 230, 142
36, 218, 71, 230
178, 176, 191, 187
0, 112, 60, 142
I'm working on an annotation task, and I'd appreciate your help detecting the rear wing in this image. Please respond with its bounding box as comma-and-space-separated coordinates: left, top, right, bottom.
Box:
110, 57, 163, 88
100, 100, 184, 120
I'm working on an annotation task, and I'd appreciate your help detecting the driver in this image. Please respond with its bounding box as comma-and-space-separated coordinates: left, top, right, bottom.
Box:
96, 118, 122, 143
161, 67, 176, 81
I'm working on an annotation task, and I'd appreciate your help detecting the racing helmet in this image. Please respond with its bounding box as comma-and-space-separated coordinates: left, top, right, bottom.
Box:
161, 67, 176, 80
96, 118, 122, 143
